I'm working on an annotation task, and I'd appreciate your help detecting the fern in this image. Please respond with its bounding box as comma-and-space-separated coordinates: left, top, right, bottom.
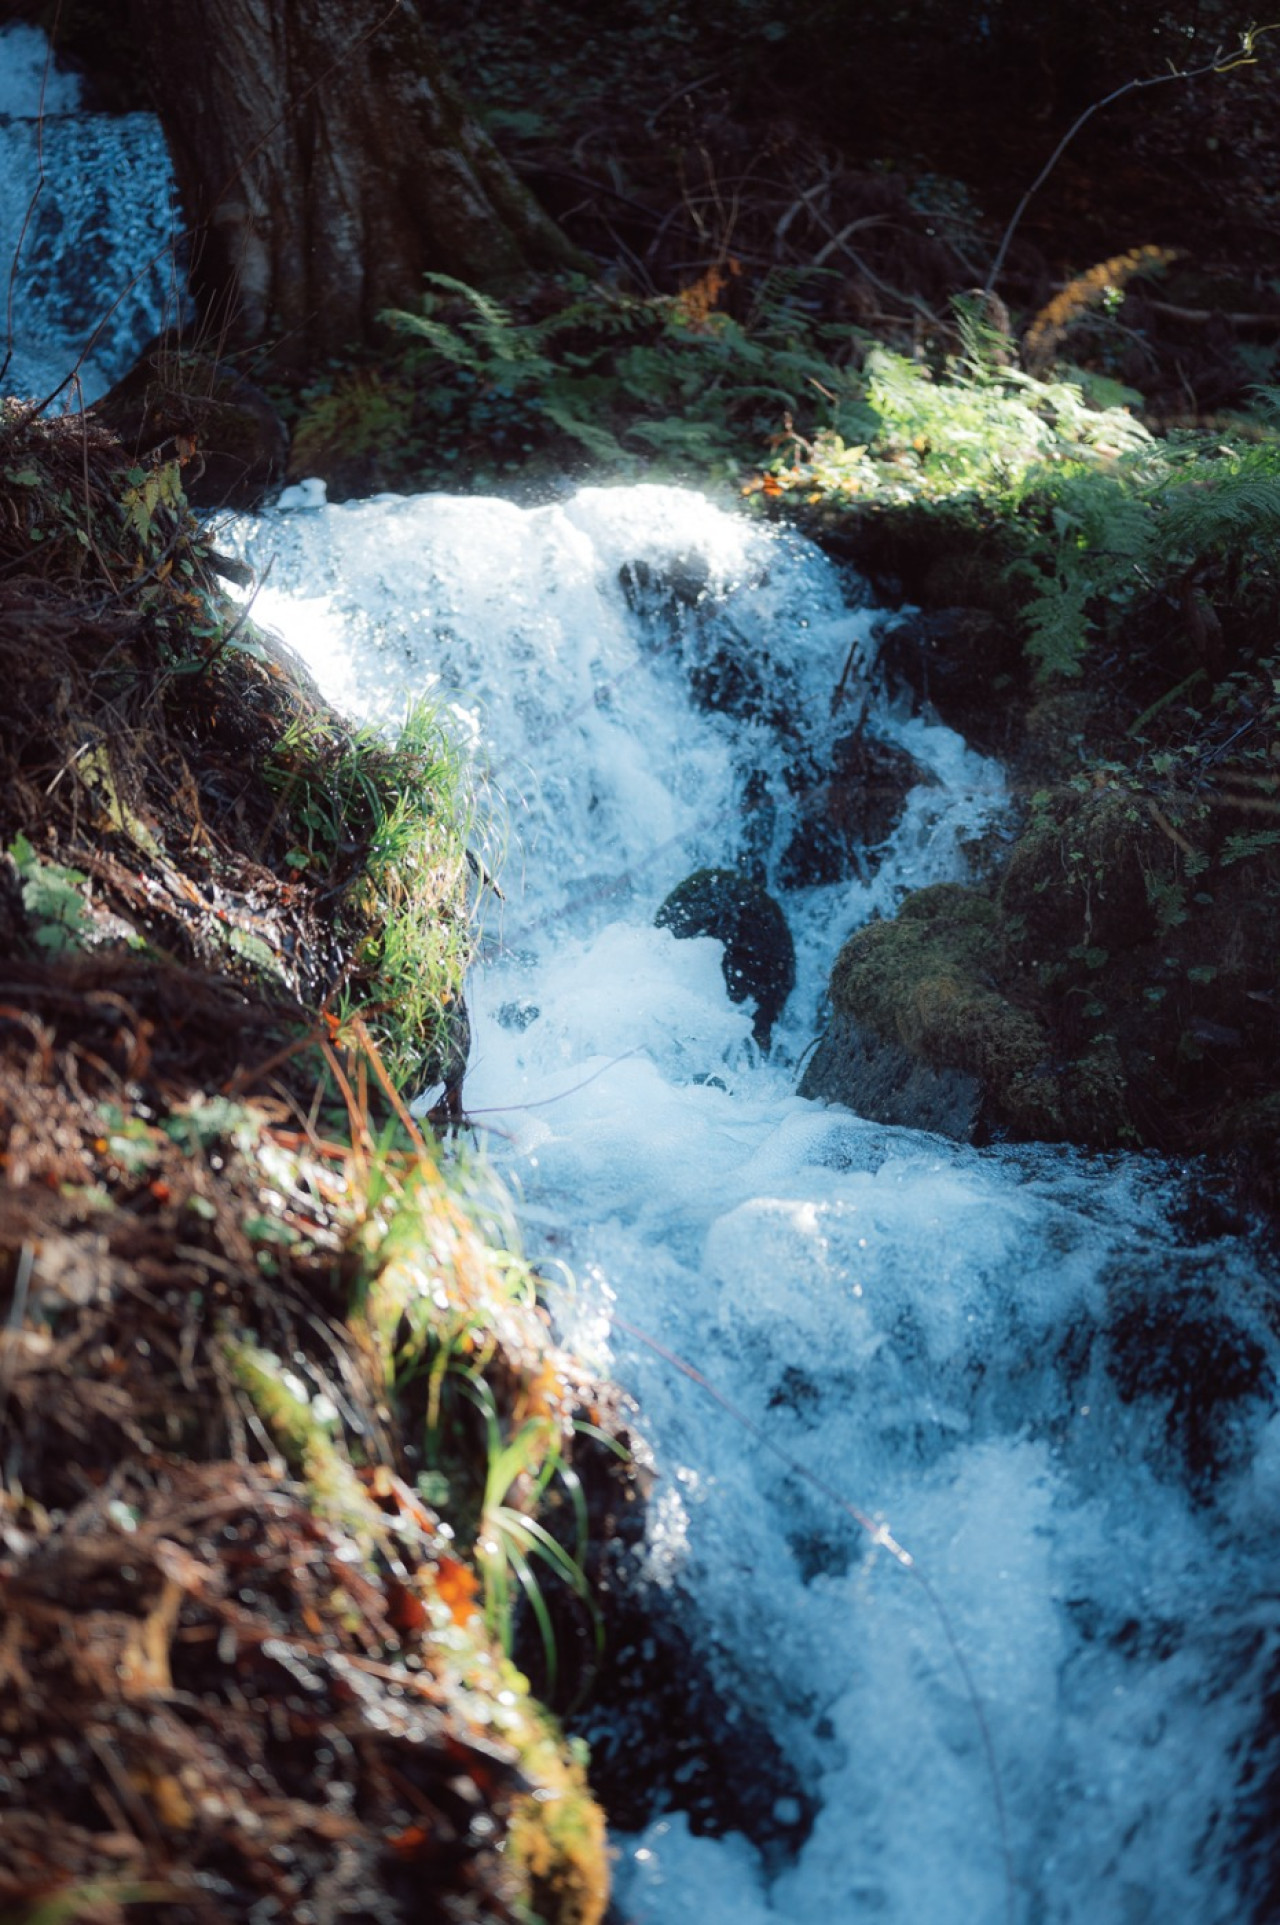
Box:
1158, 447, 1280, 558
1019, 571, 1095, 679
539, 400, 628, 462
378, 266, 863, 482
1023, 246, 1179, 369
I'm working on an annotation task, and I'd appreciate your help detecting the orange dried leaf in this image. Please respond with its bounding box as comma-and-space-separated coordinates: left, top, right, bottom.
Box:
389, 1823, 432, 1860
433, 1555, 480, 1625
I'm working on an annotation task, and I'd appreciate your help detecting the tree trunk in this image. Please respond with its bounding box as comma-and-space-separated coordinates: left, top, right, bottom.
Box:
127, 0, 581, 372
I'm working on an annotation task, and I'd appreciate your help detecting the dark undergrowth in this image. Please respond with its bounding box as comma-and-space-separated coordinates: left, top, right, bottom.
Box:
0, 406, 624, 1924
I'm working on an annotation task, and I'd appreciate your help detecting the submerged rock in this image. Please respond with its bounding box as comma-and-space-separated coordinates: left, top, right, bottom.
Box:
1104, 1285, 1272, 1496
779, 726, 926, 888
617, 556, 797, 731
656, 868, 795, 1048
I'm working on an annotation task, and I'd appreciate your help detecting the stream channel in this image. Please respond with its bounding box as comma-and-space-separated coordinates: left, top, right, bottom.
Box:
4, 26, 1280, 1922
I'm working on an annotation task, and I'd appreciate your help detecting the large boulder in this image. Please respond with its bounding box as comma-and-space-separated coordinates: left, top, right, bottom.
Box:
799, 1008, 985, 1138
656, 868, 795, 1048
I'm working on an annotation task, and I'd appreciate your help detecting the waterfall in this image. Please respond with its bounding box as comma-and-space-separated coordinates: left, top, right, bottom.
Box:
6, 23, 1279, 1919
230, 483, 1280, 1925
0, 23, 180, 402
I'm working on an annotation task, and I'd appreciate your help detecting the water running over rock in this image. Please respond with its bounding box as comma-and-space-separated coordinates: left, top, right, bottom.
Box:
0, 25, 179, 401
230, 483, 1280, 1925
5, 27, 1278, 1914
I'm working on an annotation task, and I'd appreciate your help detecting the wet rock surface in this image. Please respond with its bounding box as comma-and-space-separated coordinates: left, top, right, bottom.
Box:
875, 604, 1023, 754
1104, 1285, 1273, 1495
778, 725, 926, 888
570, 1563, 815, 1868
799, 1006, 984, 1137
657, 867, 796, 1047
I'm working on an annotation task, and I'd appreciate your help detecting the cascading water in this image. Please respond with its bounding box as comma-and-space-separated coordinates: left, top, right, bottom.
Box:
228, 487, 1280, 1925
7, 27, 1280, 1922
0, 24, 180, 402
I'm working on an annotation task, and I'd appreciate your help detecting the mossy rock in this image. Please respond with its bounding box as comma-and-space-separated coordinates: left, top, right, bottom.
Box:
656, 868, 795, 1047
805, 883, 1129, 1141
998, 780, 1189, 957
798, 499, 1019, 619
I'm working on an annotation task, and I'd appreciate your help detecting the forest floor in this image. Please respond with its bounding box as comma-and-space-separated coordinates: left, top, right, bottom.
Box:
0, 407, 623, 1925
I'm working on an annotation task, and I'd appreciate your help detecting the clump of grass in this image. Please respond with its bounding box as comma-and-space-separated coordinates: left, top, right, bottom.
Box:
352, 1144, 614, 1702
223, 1334, 376, 1545
265, 695, 478, 1090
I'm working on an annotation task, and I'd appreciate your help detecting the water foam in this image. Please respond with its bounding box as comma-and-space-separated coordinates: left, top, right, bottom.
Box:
0, 24, 180, 401
232, 482, 1280, 1924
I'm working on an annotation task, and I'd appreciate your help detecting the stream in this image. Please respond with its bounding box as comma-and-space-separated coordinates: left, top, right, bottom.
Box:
4, 27, 1280, 1923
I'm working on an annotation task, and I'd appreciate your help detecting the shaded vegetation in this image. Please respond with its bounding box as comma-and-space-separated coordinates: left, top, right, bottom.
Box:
0, 408, 620, 1921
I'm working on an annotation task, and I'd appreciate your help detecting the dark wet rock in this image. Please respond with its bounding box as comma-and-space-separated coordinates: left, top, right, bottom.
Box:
497, 998, 541, 1031
1104, 1287, 1272, 1495
799, 1007, 984, 1137
688, 637, 767, 719
779, 728, 926, 888
413, 992, 470, 1116
497, 1383, 815, 1870
618, 553, 715, 617
656, 868, 795, 1047
876, 605, 1024, 753
736, 766, 776, 885
570, 1569, 815, 1869
92, 342, 287, 509
617, 557, 798, 730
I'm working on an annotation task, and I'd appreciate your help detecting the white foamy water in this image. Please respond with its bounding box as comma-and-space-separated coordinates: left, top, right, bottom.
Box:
8, 18, 1276, 1912
0, 24, 180, 401
230, 483, 1280, 1925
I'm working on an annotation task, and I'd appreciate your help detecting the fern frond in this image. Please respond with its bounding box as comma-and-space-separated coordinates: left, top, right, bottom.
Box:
1024, 246, 1179, 369
1022, 572, 1094, 680
1158, 448, 1280, 556
381, 309, 485, 372
419, 270, 515, 337
538, 401, 629, 462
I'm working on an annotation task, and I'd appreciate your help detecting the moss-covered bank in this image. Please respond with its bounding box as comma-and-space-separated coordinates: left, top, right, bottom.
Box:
801, 473, 1280, 1218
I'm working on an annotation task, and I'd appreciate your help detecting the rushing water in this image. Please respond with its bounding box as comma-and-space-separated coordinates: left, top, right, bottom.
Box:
0, 24, 179, 402
229, 487, 1280, 1925
7, 26, 1280, 1922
